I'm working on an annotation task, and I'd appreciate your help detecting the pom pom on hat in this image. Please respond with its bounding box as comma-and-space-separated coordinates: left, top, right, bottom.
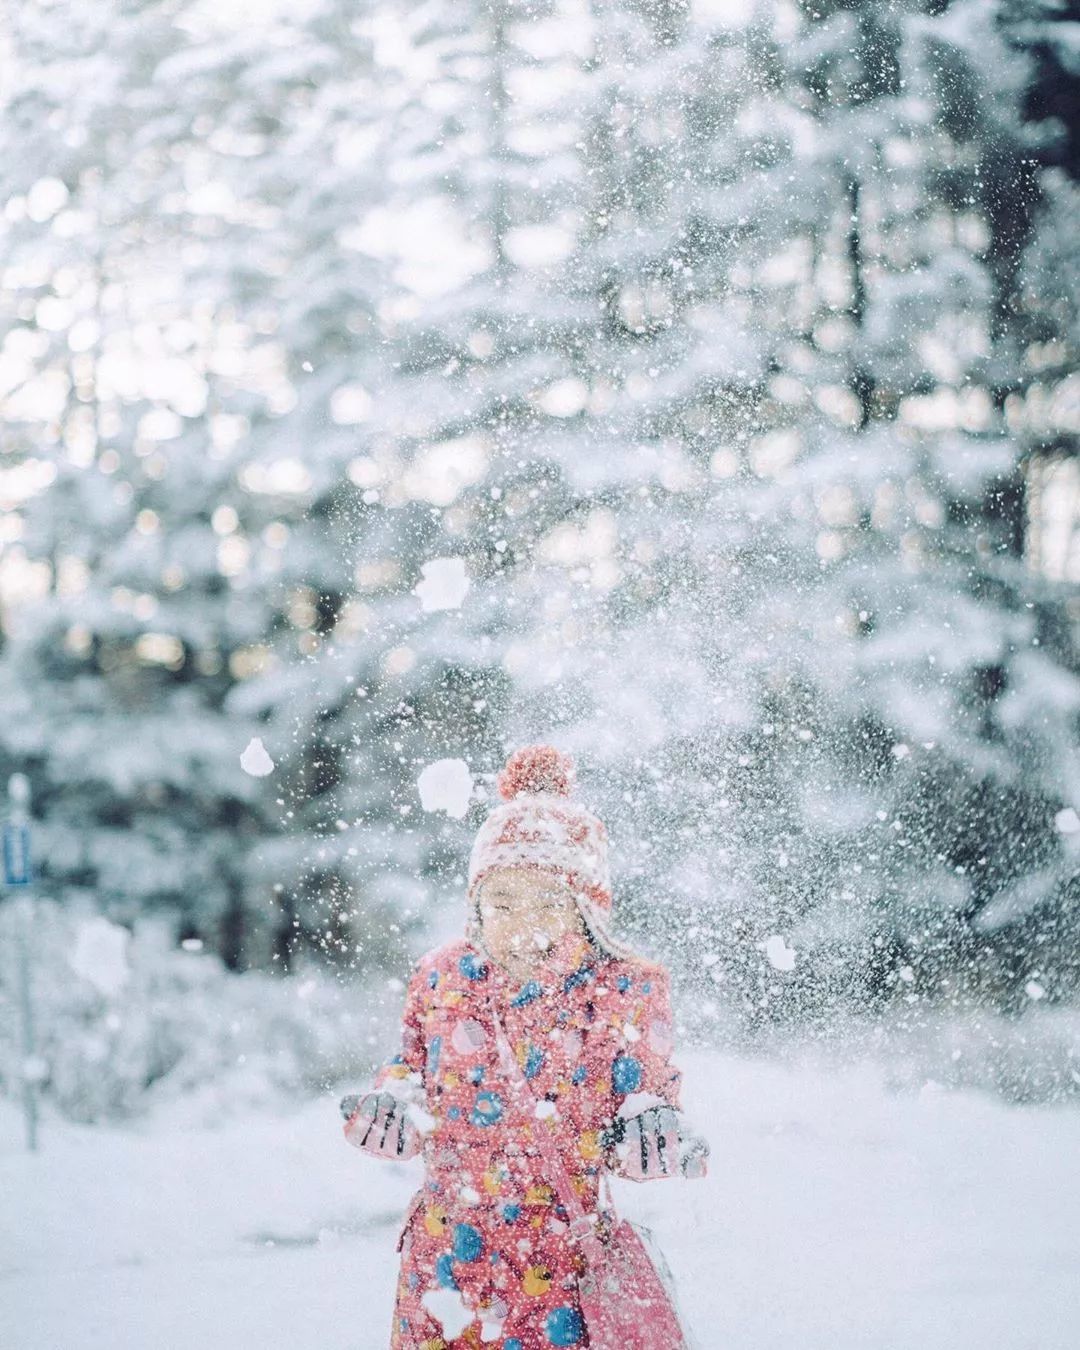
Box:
496, 743, 575, 800
469, 742, 607, 908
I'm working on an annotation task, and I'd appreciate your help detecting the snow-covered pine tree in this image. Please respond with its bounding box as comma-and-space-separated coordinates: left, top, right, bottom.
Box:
0, 0, 265, 959
227, 0, 611, 972
728, 0, 1080, 1017
0, 0, 393, 966
401, 0, 803, 993
457, 0, 1080, 1027
581, 0, 1080, 1023
279, 0, 787, 983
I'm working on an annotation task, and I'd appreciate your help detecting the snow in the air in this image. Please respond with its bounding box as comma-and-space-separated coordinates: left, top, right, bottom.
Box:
416, 757, 474, 818
0, 0, 1076, 1346
764, 934, 797, 972
413, 557, 470, 613
67, 916, 130, 997
240, 737, 275, 778
420, 1287, 474, 1341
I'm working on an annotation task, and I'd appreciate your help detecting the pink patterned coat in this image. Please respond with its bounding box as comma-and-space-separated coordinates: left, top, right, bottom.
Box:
345, 929, 685, 1350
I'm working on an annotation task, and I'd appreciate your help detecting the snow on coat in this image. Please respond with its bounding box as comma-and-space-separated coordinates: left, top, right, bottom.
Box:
347, 928, 684, 1349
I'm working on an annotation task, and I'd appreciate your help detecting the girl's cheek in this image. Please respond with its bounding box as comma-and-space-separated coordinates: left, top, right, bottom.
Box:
482, 916, 506, 944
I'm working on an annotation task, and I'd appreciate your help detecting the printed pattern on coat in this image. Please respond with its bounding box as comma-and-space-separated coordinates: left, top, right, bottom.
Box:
356, 930, 683, 1349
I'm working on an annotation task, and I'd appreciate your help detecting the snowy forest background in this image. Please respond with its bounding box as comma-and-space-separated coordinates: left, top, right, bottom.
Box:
0, 0, 1078, 1136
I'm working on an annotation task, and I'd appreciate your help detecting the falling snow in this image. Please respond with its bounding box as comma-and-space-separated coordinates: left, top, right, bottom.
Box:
416, 758, 474, 818
67, 917, 131, 997
240, 738, 275, 778
413, 557, 471, 613
764, 935, 797, 973
0, 0, 1076, 1345
420, 1287, 474, 1341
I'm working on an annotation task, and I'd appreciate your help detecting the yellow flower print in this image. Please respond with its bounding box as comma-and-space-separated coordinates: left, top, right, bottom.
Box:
423, 1204, 448, 1237
524, 1183, 554, 1207
523, 1264, 553, 1295
578, 1130, 601, 1161
565, 937, 589, 968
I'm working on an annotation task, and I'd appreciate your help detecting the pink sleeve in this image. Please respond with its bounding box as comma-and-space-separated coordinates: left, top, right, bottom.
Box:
612, 963, 683, 1114
370, 961, 428, 1095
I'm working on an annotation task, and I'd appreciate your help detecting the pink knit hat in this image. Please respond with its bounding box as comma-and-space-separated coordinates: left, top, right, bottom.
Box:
466, 744, 636, 959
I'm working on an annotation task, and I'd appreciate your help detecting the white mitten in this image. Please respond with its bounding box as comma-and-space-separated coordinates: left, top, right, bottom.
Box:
341, 1090, 423, 1160
602, 1102, 710, 1181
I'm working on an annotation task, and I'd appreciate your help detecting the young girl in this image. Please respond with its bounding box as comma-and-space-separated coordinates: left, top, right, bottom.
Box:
342, 743, 708, 1349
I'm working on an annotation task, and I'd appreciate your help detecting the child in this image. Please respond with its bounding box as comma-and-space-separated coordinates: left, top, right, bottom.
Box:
342, 743, 708, 1349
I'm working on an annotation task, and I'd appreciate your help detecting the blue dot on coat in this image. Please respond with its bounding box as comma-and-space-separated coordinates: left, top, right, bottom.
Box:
426, 1035, 442, 1076
471, 1091, 504, 1126
571, 1064, 587, 1084
459, 953, 488, 980
452, 1222, 484, 1262
523, 1043, 544, 1079
612, 1054, 642, 1093
502, 1202, 521, 1221
617, 975, 631, 992
428, 969, 439, 988
505, 1341, 523, 1350
563, 964, 594, 992
435, 1253, 458, 1289
511, 979, 542, 1006
545, 1305, 584, 1345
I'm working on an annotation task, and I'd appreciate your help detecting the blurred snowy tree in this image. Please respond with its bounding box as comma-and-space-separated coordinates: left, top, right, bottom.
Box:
590, 0, 1080, 1023
1003, 0, 1080, 180
229, 0, 615, 971
0, 0, 395, 967
0, 0, 1075, 1041
429, 0, 1080, 1028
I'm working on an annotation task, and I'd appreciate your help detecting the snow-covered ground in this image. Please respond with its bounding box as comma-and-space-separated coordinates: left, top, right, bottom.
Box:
4, 1049, 1079, 1350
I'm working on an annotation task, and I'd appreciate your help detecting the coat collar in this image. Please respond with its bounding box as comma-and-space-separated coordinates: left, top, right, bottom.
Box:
470, 928, 597, 996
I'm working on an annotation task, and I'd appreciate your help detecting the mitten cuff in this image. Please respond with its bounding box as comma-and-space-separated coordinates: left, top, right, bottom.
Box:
615, 1090, 670, 1120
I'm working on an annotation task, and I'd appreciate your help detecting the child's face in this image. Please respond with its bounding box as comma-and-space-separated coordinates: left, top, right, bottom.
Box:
477, 867, 583, 969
